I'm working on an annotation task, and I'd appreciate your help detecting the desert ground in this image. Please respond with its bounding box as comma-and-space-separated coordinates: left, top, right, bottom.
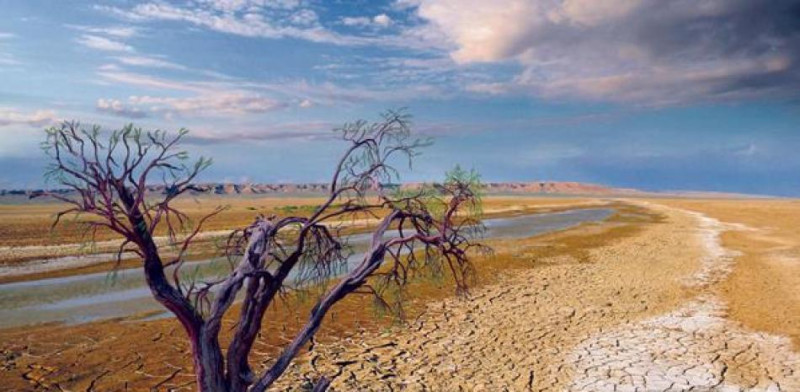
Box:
1, 196, 799, 391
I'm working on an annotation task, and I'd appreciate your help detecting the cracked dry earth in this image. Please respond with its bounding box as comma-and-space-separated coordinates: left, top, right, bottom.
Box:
272, 203, 800, 391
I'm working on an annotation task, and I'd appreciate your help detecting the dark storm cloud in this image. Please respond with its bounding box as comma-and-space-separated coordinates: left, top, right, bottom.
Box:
423, 0, 800, 104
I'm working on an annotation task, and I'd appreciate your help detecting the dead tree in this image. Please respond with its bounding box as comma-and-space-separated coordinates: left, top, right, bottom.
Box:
40, 111, 485, 392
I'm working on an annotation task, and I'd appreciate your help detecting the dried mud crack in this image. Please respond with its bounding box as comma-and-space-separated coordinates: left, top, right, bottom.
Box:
569, 206, 800, 392
570, 296, 800, 392
3, 201, 798, 391
270, 203, 800, 391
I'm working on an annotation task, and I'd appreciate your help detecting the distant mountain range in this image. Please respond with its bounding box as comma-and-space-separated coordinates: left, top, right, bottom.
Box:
2, 181, 645, 197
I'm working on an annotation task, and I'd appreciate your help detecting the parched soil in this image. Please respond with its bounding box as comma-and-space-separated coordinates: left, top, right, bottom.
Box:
654, 199, 800, 349
0, 198, 625, 391
270, 201, 800, 391
2, 198, 799, 391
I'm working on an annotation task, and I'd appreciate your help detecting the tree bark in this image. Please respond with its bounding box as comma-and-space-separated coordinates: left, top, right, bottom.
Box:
250, 247, 388, 392
195, 329, 228, 391
227, 278, 271, 392
118, 185, 227, 391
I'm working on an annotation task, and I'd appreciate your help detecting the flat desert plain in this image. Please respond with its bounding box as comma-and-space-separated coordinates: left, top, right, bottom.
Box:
1, 196, 799, 391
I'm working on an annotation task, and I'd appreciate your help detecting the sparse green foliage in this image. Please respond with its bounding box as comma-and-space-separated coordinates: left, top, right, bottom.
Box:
445, 164, 484, 216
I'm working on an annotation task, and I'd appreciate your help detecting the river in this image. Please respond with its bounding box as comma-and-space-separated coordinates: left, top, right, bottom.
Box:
0, 208, 613, 328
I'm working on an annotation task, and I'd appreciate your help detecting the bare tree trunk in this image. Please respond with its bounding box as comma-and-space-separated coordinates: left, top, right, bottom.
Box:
250, 245, 389, 392
227, 279, 273, 392
41, 115, 482, 392
194, 330, 228, 391
119, 186, 228, 391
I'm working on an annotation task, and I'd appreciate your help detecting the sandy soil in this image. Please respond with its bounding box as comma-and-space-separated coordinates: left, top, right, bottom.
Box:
653, 199, 800, 349
2, 198, 799, 391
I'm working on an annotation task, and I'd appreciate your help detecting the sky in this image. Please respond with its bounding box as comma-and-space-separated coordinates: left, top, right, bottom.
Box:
1, 0, 799, 195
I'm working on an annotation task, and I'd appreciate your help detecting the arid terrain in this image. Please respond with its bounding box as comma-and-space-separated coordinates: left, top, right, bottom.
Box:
1, 195, 799, 391
3, 0, 797, 390
270, 198, 800, 391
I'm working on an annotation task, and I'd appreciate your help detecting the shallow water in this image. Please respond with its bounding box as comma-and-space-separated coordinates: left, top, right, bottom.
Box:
0, 208, 613, 328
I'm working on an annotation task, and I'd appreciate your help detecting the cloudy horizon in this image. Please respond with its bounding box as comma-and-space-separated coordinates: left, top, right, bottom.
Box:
1, 0, 799, 195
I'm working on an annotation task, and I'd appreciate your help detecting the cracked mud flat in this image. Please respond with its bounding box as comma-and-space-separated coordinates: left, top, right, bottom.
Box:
270, 203, 800, 391
3, 200, 798, 391
570, 297, 800, 392
569, 208, 800, 392
0, 199, 616, 391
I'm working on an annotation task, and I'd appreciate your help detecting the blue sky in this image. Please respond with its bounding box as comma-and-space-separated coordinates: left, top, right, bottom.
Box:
1, 0, 799, 195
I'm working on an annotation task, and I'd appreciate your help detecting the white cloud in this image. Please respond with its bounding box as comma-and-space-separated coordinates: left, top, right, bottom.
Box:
558, 0, 643, 26
373, 14, 393, 27
413, 0, 536, 63
97, 70, 203, 92
289, 9, 318, 26
393, 0, 421, 10
96, 92, 286, 119
94, 69, 289, 118
256, 78, 447, 104
116, 56, 186, 70
68, 25, 138, 38
96, 98, 148, 118
101, 2, 356, 45
98, 63, 122, 72
734, 143, 758, 157
186, 120, 334, 143
341, 16, 371, 27
76, 34, 134, 52
0, 53, 20, 66
196, 0, 301, 12
97, 68, 442, 109
299, 99, 313, 108
100, 2, 424, 48
0, 108, 58, 128
342, 14, 393, 28
0, 32, 19, 66
128, 92, 286, 117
